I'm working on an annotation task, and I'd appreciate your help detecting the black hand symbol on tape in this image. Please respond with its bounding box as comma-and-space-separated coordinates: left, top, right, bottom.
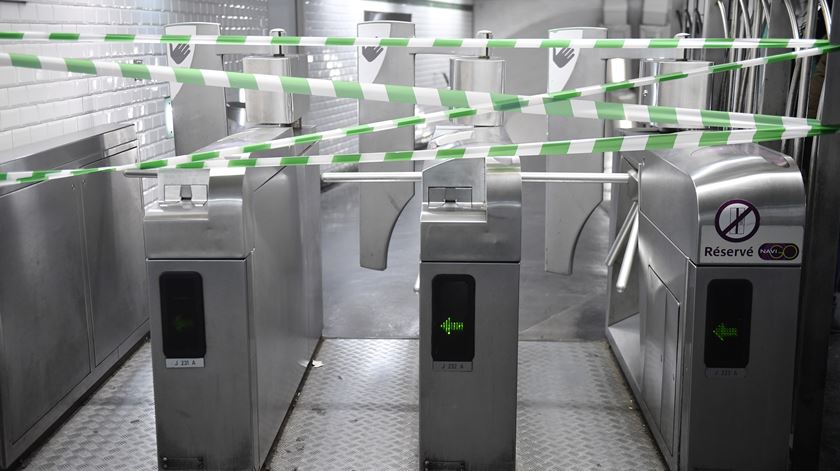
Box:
552, 47, 575, 68
169, 43, 191, 64
362, 46, 384, 62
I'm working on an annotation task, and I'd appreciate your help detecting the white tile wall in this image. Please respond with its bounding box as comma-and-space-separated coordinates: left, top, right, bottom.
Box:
300, 0, 473, 155
0, 0, 269, 162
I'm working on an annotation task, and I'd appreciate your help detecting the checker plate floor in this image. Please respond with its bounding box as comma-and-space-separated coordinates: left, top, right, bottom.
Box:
20, 339, 665, 470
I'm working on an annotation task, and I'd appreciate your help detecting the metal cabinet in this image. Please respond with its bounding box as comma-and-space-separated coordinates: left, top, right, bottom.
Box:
0, 124, 149, 468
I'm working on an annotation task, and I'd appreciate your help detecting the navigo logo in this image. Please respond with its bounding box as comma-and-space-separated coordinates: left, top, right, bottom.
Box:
758, 243, 799, 261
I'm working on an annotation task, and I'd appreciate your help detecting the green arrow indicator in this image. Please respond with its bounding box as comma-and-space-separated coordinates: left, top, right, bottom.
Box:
440, 316, 465, 336
713, 323, 738, 341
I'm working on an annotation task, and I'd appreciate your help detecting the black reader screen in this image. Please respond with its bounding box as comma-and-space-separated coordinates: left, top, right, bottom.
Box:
704, 279, 752, 369
431, 274, 475, 362
160, 271, 207, 359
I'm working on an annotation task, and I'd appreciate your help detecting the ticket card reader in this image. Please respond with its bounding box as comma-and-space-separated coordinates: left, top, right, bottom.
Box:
419, 157, 522, 471
606, 143, 805, 470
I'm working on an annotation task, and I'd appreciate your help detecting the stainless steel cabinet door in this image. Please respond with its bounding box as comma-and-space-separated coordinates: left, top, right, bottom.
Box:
81, 148, 148, 366
0, 179, 91, 442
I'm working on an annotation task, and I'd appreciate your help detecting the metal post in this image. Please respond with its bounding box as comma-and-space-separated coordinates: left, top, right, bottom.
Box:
792, 3, 840, 468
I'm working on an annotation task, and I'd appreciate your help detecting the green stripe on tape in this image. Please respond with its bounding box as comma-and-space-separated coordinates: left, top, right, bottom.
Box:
658, 72, 689, 82
385, 84, 416, 104
645, 134, 678, 150
545, 90, 583, 102
703, 38, 735, 48
491, 93, 525, 112
385, 151, 414, 161
710, 63, 742, 73
380, 38, 410, 47
753, 128, 784, 143
161, 35, 191, 43
176, 162, 206, 169
433, 38, 463, 47
488, 144, 519, 157
272, 36, 301, 45
332, 154, 362, 163
65, 58, 97, 75
9, 53, 40, 69
447, 108, 478, 118
139, 159, 168, 170
217, 35, 246, 44
753, 115, 784, 128
649, 38, 679, 48
603, 81, 634, 92
119, 62, 152, 80
595, 39, 625, 48
541, 39, 571, 48
487, 39, 516, 48
767, 52, 797, 64
190, 151, 221, 161
438, 89, 470, 108
436, 148, 466, 159
758, 38, 792, 48
699, 130, 731, 146
325, 37, 356, 46
227, 71, 258, 89
104, 34, 135, 42
648, 106, 678, 125
241, 144, 271, 153
229, 159, 257, 167
595, 101, 626, 121
280, 76, 311, 95
701, 110, 731, 128
334, 80, 365, 99
0, 172, 7, 181
395, 116, 426, 127
71, 168, 109, 176
593, 136, 625, 153
174, 67, 205, 85
48, 32, 80, 41
543, 99, 573, 118
0, 32, 24, 40
346, 125, 374, 135
294, 134, 321, 144
282, 156, 310, 165
540, 141, 571, 155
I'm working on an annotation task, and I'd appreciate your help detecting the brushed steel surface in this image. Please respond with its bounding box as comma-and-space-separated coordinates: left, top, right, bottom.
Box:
243, 54, 308, 125
419, 262, 520, 470
545, 27, 607, 275
357, 20, 416, 271
165, 22, 228, 154
450, 56, 505, 127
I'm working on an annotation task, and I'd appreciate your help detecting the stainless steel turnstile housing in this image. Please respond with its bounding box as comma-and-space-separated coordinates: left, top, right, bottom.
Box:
607, 143, 805, 470
145, 126, 322, 471
0, 124, 149, 469
419, 157, 522, 471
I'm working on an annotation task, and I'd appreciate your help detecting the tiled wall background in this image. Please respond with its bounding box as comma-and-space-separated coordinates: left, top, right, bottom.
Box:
0, 0, 472, 160
299, 0, 474, 155
0, 0, 269, 161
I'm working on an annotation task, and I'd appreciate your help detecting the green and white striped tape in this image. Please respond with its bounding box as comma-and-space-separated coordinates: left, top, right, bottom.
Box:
0, 126, 833, 187
0, 46, 835, 131
0, 30, 831, 50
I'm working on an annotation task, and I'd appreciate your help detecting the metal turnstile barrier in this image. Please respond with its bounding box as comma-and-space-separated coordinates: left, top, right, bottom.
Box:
606, 143, 805, 470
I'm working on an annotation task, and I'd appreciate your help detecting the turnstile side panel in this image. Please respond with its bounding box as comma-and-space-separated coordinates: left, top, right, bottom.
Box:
419, 262, 519, 470
251, 166, 314, 463
148, 259, 255, 470
0, 179, 92, 444
682, 265, 799, 471
82, 148, 149, 366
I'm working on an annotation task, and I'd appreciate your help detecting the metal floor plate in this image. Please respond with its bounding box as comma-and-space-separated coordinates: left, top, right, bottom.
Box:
20, 339, 665, 471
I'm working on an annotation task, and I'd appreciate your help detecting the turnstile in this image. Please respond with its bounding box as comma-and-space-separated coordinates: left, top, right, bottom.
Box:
606, 143, 805, 470
419, 156, 522, 471
144, 126, 323, 471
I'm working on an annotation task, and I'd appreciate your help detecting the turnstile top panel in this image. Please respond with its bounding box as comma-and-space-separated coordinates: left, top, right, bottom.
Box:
638, 143, 805, 265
